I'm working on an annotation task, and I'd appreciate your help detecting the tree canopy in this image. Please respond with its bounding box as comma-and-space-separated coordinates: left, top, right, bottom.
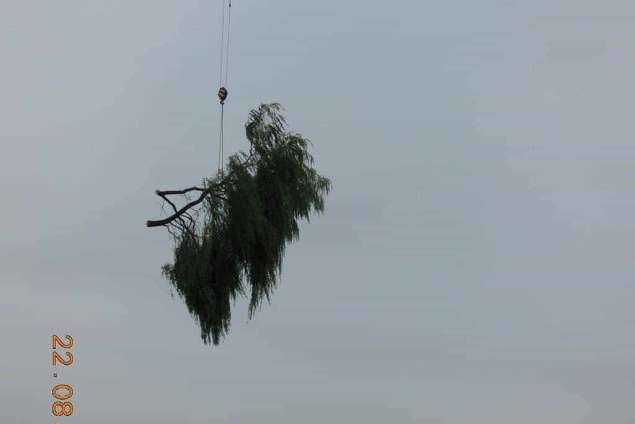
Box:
147, 103, 331, 345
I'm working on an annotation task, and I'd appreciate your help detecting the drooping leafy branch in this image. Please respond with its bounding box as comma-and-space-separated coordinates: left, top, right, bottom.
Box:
147, 103, 331, 345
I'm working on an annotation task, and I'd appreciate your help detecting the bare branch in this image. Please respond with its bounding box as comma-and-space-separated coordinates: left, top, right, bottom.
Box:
146, 155, 254, 229
156, 186, 207, 196
147, 191, 209, 227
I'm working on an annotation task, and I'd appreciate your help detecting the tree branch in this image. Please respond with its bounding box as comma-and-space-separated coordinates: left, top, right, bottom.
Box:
147, 190, 209, 227
156, 186, 207, 196
146, 155, 255, 229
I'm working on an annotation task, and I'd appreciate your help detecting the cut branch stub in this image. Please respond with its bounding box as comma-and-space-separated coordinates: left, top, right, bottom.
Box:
146, 188, 210, 228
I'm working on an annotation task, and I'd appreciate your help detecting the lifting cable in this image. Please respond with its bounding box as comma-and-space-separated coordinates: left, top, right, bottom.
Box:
217, 0, 232, 175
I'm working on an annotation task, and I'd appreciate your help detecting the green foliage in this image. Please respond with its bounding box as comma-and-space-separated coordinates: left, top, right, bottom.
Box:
161, 104, 331, 345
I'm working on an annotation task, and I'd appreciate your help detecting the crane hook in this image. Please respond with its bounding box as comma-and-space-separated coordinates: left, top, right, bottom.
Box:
218, 86, 228, 105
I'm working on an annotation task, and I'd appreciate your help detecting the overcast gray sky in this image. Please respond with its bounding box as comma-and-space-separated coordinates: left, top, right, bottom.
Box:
2, 1, 635, 423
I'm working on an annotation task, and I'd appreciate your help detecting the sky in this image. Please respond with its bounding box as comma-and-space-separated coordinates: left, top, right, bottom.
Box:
1, 1, 635, 422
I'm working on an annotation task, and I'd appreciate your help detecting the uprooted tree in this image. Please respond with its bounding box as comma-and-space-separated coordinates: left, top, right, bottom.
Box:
146, 103, 331, 345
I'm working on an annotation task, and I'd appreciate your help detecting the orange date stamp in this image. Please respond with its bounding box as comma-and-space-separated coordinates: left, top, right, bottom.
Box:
51, 335, 74, 417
